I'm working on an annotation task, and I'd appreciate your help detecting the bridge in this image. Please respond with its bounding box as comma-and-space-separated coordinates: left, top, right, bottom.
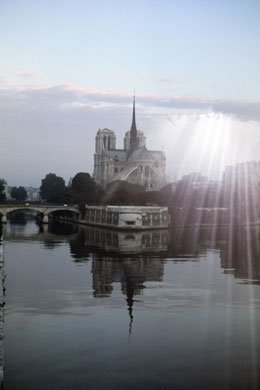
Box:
0, 204, 80, 224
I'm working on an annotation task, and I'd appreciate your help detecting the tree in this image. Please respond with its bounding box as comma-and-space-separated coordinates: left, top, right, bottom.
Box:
71, 172, 98, 204
0, 178, 6, 202
72, 172, 95, 193
159, 183, 175, 206
11, 186, 27, 201
55, 186, 74, 204
40, 173, 66, 202
104, 181, 146, 205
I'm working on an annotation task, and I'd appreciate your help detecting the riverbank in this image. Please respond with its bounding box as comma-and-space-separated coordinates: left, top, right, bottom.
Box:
0, 233, 4, 388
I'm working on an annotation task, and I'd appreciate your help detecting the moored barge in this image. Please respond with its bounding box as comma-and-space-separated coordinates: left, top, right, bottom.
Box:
83, 205, 170, 230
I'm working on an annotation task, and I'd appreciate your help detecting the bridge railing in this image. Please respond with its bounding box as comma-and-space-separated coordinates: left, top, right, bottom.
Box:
0, 202, 78, 207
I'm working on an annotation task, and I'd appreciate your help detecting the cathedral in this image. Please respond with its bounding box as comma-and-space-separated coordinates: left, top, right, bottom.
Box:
93, 97, 167, 191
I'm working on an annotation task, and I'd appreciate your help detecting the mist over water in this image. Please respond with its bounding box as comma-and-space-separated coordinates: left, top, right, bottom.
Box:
3, 220, 260, 390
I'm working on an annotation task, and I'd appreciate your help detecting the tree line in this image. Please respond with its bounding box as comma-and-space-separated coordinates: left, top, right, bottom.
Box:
0, 179, 6, 202
0, 178, 28, 202
1, 173, 160, 205
38, 172, 237, 209
0, 171, 229, 208
39, 172, 158, 206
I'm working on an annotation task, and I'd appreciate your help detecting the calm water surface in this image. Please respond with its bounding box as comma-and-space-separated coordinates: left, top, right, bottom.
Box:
3, 220, 260, 390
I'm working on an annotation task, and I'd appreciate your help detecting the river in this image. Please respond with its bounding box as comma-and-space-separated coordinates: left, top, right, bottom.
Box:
3, 219, 260, 389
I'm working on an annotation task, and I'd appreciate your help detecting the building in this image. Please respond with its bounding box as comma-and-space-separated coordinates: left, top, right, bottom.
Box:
222, 161, 260, 222
3, 184, 11, 201
180, 172, 208, 190
25, 187, 41, 202
93, 97, 167, 191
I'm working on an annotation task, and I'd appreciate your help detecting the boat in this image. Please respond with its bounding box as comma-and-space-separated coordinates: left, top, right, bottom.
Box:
82, 205, 170, 230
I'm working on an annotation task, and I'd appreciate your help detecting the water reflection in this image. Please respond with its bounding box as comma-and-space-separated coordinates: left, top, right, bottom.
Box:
74, 225, 170, 255
220, 226, 260, 283
167, 225, 260, 283
92, 254, 165, 333
4, 221, 260, 285
5, 221, 260, 332
68, 225, 168, 332
10, 221, 260, 321
4, 220, 260, 390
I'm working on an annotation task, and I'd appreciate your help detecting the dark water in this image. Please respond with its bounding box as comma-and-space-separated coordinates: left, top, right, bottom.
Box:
3, 220, 260, 390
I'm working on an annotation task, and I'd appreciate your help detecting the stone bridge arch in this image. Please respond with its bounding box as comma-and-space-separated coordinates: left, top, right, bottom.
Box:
46, 207, 80, 224
0, 205, 80, 224
3, 207, 45, 224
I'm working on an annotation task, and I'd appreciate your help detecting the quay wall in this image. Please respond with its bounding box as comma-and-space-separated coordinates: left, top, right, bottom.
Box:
51, 205, 171, 230
0, 233, 4, 387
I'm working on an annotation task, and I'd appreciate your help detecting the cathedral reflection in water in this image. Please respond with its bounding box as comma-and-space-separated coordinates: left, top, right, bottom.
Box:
5, 221, 260, 287
67, 223, 260, 286
69, 226, 168, 330
64, 223, 260, 330
4, 221, 260, 329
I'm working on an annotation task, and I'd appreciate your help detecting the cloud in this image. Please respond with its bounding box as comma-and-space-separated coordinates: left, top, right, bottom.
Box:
17, 71, 40, 80
0, 82, 259, 121
0, 67, 40, 79
0, 68, 49, 90
211, 99, 260, 122
0, 77, 260, 186
158, 76, 182, 84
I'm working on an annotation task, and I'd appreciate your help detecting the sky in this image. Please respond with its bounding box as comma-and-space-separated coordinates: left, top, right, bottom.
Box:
0, 0, 260, 187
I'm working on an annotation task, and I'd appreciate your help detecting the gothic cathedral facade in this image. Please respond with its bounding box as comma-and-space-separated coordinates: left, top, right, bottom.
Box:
93, 97, 167, 191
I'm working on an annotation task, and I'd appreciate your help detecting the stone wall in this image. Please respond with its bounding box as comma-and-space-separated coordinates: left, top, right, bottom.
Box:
0, 232, 4, 387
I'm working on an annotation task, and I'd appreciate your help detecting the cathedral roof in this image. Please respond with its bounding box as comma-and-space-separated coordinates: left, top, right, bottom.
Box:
149, 150, 166, 161
107, 149, 127, 161
127, 146, 165, 162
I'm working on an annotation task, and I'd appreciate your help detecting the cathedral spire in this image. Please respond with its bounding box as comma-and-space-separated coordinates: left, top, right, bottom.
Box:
129, 93, 139, 150
130, 93, 137, 138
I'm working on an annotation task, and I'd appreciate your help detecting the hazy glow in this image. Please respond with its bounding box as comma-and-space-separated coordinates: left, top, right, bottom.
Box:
158, 113, 260, 180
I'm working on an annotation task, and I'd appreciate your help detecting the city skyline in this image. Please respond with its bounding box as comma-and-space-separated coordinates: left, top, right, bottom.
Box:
1, 0, 260, 186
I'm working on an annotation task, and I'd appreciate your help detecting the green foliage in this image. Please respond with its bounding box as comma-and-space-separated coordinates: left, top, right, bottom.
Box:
159, 183, 175, 205
104, 181, 146, 205
71, 172, 96, 203
54, 186, 75, 204
71, 172, 95, 194
94, 185, 106, 204
11, 186, 27, 201
39, 171, 104, 205
0, 178, 6, 202
71, 172, 105, 205
40, 173, 66, 202
39, 171, 168, 207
